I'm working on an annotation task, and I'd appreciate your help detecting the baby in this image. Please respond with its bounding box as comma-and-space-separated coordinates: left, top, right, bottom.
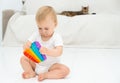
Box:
20, 6, 70, 81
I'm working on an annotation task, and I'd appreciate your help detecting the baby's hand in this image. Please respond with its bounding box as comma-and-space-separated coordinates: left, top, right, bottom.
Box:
23, 41, 31, 50
40, 47, 48, 55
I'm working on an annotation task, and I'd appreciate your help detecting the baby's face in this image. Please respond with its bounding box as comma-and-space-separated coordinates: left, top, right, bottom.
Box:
37, 17, 56, 38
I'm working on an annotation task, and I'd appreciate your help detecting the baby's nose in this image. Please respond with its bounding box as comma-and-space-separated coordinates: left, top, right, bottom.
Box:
41, 30, 47, 35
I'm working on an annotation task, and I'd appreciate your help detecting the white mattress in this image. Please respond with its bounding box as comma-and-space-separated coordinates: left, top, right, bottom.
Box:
0, 46, 120, 83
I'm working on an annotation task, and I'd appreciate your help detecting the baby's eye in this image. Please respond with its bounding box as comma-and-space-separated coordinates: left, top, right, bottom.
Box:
38, 27, 42, 30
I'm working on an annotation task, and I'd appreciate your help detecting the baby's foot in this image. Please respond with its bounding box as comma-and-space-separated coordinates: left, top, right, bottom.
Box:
38, 73, 46, 81
22, 72, 36, 79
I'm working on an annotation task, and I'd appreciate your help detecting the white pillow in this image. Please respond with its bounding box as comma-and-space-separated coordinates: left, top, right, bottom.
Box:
24, 0, 89, 15
56, 15, 90, 45
10, 14, 88, 44
10, 15, 37, 42
10, 14, 120, 47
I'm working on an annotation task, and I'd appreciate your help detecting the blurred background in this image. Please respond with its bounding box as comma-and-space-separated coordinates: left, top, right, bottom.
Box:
0, 0, 120, 46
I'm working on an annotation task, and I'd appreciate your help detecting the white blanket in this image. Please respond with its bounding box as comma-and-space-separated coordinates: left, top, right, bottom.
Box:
1, 47, 120, 83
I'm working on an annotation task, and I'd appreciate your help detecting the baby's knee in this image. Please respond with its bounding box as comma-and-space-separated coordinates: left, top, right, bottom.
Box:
20, 56, 28, 63
58, 65, 70, 78
62, 66, 70, 77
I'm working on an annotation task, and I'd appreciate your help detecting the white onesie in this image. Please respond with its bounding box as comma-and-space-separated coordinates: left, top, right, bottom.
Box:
28, 31, 63, 74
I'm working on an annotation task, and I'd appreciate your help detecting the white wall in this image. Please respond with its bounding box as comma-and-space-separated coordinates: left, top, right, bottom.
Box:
92, 0, 120, 14
2, 0, 22, 10
0, 0, 2, 45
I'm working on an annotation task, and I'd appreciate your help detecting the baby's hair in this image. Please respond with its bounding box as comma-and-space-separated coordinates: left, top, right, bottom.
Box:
36, 6, 57, 25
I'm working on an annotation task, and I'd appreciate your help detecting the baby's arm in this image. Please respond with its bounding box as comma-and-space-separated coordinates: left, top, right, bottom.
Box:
23, 41, 32, 50
40, 46, 63, 57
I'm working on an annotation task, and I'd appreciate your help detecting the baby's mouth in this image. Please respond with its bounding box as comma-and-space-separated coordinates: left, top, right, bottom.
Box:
41, 34, 49, 37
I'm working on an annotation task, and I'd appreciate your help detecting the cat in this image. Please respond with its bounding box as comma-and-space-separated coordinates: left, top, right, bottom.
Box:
59, 6, 89, 17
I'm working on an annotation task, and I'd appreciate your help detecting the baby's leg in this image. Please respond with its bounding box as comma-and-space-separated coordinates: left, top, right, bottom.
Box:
20, 56, 36, 79
38, 63, 70, 81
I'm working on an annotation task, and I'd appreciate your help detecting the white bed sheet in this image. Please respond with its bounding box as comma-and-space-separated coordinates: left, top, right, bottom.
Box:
0, 46, 120, 83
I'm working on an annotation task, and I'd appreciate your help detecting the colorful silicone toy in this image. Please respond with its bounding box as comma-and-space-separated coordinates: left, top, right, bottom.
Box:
23, 41, 47, 63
